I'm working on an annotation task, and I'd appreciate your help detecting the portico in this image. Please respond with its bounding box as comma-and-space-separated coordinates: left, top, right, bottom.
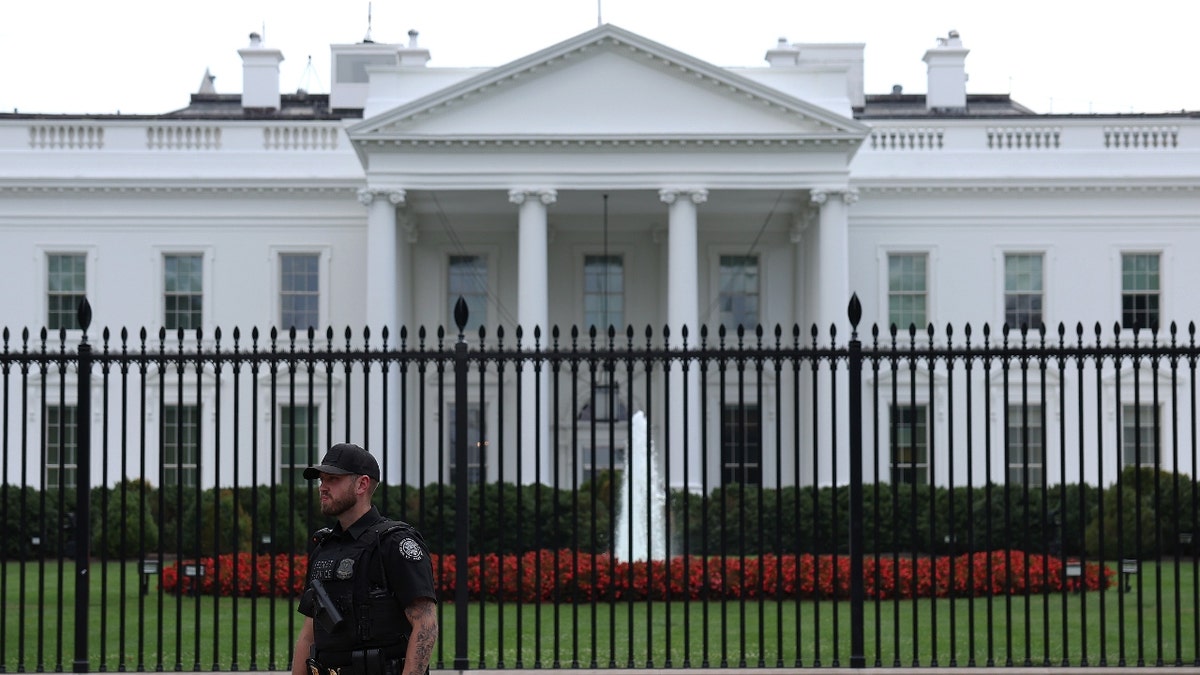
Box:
347, 24, 867, 487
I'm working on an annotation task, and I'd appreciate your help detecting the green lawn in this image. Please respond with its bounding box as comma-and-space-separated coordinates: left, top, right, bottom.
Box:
3, 559, 1197, 671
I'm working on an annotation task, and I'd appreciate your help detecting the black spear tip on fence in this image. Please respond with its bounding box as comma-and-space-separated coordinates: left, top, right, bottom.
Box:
76, 297, 93, 336
453, 296, 468, 335
848, 293, 862, 330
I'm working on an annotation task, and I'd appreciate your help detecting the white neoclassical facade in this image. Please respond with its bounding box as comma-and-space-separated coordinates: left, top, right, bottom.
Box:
2, 25, 1198, 491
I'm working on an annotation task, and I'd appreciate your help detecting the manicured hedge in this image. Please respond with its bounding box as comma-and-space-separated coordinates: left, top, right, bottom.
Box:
1, 466, 1194, 560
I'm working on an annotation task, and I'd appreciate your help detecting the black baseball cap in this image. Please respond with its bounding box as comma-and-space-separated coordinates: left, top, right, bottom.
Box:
303, 443, 380, 481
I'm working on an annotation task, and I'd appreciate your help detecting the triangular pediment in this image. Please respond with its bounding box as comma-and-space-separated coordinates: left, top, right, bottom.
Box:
349, 24, 868, 143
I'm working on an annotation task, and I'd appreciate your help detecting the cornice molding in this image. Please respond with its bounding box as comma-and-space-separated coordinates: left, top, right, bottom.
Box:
357, 135, 861, 151
0, 182, 361, 195
856, 183, 1200, 195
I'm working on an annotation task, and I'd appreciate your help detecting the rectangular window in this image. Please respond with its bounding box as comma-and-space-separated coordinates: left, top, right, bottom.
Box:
48, 254, 86, 331
719, 255, 760, 330
721, 404, 761, 486
890, 404, 928, 485
448, 403, 485, 484
1006, 404, 1044, 485
45, 405, 78, 489
280, 253, 320, 332
279, 405, 316, 486
583, 254, 624, 332
1121, 253, 1160, 330
582, 445, 626, 484
164, 254, 203, 330
888, 253, 928, 331
163, 405, 200, 487
1121, 404, 1158, 468
1004, 253, 1044, 331
448, 255, 487, 334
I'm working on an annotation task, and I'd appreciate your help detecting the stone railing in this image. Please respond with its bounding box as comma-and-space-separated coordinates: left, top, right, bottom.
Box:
263, 126, 340, 150
146, 125, 222, 150
869, 127, 943, 150
986, 126, 1061, 149
1104, 125, 1178, 149
28, 125, 104, 149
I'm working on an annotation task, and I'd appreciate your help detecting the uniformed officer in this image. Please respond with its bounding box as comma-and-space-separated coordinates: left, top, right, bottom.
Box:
291, 443, 438, 675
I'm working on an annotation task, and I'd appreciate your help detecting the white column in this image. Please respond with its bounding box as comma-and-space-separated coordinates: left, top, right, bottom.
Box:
358, 187, 406, 482
360, 188, 407, 335
509, 189, 556, 485
810, 188, 857, 338
809, 188, 856, 487
660, 189, 705, 335
659, 188, 706, 494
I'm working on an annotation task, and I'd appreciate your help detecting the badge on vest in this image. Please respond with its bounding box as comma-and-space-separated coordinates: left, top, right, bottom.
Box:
399, 537, 424, 561
336, 558, 355, 580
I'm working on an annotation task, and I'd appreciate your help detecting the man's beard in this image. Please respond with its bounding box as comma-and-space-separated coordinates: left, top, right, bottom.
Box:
320, 488, 355, 517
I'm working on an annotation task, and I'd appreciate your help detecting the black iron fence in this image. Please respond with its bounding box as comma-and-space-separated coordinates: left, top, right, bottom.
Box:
1, 295, 1198, 672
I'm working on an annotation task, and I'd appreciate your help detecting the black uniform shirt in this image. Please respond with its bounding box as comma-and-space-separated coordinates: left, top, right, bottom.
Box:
298, 506, 437, 630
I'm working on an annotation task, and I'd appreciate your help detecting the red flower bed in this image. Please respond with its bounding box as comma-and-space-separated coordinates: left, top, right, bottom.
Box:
163, 549, 1113, 600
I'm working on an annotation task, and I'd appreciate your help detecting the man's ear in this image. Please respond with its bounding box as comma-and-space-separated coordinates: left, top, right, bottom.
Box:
356, 475, 372, 495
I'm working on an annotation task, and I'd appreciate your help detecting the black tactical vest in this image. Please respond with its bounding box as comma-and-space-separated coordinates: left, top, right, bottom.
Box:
307, 519, 415, 657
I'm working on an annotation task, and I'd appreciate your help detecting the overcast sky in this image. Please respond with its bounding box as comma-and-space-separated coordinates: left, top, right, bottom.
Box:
1, 0, 1196, 116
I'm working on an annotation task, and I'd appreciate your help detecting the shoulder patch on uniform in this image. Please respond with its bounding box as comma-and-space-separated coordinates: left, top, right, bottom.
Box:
398, 537, 424, 561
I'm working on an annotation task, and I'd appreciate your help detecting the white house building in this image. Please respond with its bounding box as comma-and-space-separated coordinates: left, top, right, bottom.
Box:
1, 25, 1197, 492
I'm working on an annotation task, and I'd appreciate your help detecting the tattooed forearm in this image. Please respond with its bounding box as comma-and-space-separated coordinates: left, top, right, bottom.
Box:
404, 599, 438, 675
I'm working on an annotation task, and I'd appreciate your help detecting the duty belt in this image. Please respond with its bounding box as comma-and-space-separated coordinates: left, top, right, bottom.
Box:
310, 647, 405, 675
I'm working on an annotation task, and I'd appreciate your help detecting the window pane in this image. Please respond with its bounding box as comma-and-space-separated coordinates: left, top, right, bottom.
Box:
1121, 404, 1158, 468
448, 403, 486, 485
448, 255, 487, 333
721, 404, 761, 486
890, 404, 928, 485
48, 254, 86, 331
165, 254, 203, 330
281, 253, 320, 331
584, 254, 624, 331
163, 405, 200, 487
280, 405, 316, 486
888, 254, 927, 330
719, 255, 759, 330
1004, 253, 1044, 330
45, 405, 78, 489
1121, 253, 1160, 330
1006, 404, 1044, 485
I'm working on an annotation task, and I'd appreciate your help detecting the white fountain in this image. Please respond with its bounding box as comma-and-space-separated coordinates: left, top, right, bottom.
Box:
614, 410, 667, 562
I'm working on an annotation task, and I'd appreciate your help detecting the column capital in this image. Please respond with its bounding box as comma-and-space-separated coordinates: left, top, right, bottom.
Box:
810, 188, 858, 206
358, 188, 407, 206
659, 188, 708, 205
508, 189, 558, 206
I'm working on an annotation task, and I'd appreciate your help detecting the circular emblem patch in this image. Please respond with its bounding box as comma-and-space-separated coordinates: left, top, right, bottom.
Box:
336, 558, 355, 580
398, 537, 424, 561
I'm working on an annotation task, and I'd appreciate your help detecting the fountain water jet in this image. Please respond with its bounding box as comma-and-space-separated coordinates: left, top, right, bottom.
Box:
614, 410, 667, 562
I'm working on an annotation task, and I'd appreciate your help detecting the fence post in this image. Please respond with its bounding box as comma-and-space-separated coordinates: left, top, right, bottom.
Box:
847, 294, 865, 668
73, 298, 93, 673
452, 297, 470, 670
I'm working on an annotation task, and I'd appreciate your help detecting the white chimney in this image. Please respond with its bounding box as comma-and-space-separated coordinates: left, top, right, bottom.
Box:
765, 37, 799, 67
923, 30, 968, 111
397, 29, 431, 67
238, 32, 284, 110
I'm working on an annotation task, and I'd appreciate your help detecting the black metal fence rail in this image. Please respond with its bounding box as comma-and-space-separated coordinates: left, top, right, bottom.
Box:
0, 296, 1198, 672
